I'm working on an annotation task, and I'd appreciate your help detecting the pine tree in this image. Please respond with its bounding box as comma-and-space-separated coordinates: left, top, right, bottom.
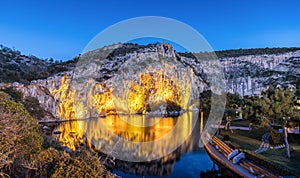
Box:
259, 86, 299, 158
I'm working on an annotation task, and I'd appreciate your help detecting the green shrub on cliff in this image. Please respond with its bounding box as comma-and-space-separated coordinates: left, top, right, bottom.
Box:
0, 87, 48, 120
23, 96, 46, 120
0, 87, 23, 102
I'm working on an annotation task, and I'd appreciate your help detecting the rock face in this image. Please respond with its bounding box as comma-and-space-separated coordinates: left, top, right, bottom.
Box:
178, 50, 300, 96
77, 44, 202, 117
220, 51, 300, 96
0, 73, 70, 120
1, 43, 299, 120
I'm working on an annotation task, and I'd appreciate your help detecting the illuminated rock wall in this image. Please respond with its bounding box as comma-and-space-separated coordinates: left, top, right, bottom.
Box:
49, 67, 195, 119
45, 44, 200, 120
1, 44, 299, 121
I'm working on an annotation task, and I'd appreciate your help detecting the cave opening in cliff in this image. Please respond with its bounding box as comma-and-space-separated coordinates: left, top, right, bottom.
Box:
127, 71, 183, 115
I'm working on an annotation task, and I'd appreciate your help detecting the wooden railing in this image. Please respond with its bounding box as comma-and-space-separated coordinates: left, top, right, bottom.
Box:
210, 136, 280, 178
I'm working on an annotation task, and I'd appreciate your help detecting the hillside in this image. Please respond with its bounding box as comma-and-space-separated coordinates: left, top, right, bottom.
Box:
1, 44, 300, 85
0, 43, 300, 121
179, 47, 300, 59
0, 45, 77, 84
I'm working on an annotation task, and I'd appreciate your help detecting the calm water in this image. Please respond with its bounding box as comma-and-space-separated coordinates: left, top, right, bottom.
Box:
49, 112, 215, 177
114, 150, 214, 178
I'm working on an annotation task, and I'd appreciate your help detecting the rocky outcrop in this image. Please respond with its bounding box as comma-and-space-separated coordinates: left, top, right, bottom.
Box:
1, 44, 299, 120
220, 51, 300, 96
0, 73, 70, 120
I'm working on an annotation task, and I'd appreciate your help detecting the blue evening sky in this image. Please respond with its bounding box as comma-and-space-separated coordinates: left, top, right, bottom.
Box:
1, 0, 300, 60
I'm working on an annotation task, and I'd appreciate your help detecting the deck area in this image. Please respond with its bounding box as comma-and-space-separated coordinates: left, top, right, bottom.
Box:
204, 135, 281, 178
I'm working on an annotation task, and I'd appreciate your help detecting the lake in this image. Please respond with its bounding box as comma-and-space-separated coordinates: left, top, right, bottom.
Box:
114, 150, 214, 178
49, 111, 215, 177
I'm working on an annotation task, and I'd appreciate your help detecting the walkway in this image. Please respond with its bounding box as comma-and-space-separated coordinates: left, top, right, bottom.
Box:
211, 124, 251, 131
204, 134, 281, 178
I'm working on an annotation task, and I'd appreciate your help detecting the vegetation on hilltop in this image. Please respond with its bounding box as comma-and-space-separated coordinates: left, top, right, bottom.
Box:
215, 47, 300, 58
179, 47, 300, 59
1, 44, 300, 84
0, 45, 78, 84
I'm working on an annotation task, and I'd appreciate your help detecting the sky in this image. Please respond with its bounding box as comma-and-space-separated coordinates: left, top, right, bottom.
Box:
1, 0, 300, 60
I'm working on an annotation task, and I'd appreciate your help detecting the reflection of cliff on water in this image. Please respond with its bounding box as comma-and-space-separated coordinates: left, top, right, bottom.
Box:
53, 112, 201, 176
55, 120, 86, 150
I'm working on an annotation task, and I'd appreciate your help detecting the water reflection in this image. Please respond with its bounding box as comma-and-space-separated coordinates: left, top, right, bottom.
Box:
101, 115, 178, 142
56, 120, 86, 150
53, 112, 203, 176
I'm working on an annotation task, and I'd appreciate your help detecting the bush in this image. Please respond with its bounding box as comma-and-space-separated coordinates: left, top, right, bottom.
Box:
34, 148, 114, 178
53, 149, 114, 178
23, 96, 45, 120
33, 147, 69, 177
0, 87, 23, 102
0, 91, 10, 100
0, 91, 114, 177
0, 95, 43, 175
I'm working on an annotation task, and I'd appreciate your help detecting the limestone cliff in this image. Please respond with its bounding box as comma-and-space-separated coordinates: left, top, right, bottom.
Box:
1, 44, 299, 120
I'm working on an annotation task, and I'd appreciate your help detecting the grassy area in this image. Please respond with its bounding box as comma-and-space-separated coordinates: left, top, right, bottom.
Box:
230, 119, 250, 127
223, 126, 268, 140
260, 145, 300, 175
220, 129, 262, 150
220, 129, 300, 176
